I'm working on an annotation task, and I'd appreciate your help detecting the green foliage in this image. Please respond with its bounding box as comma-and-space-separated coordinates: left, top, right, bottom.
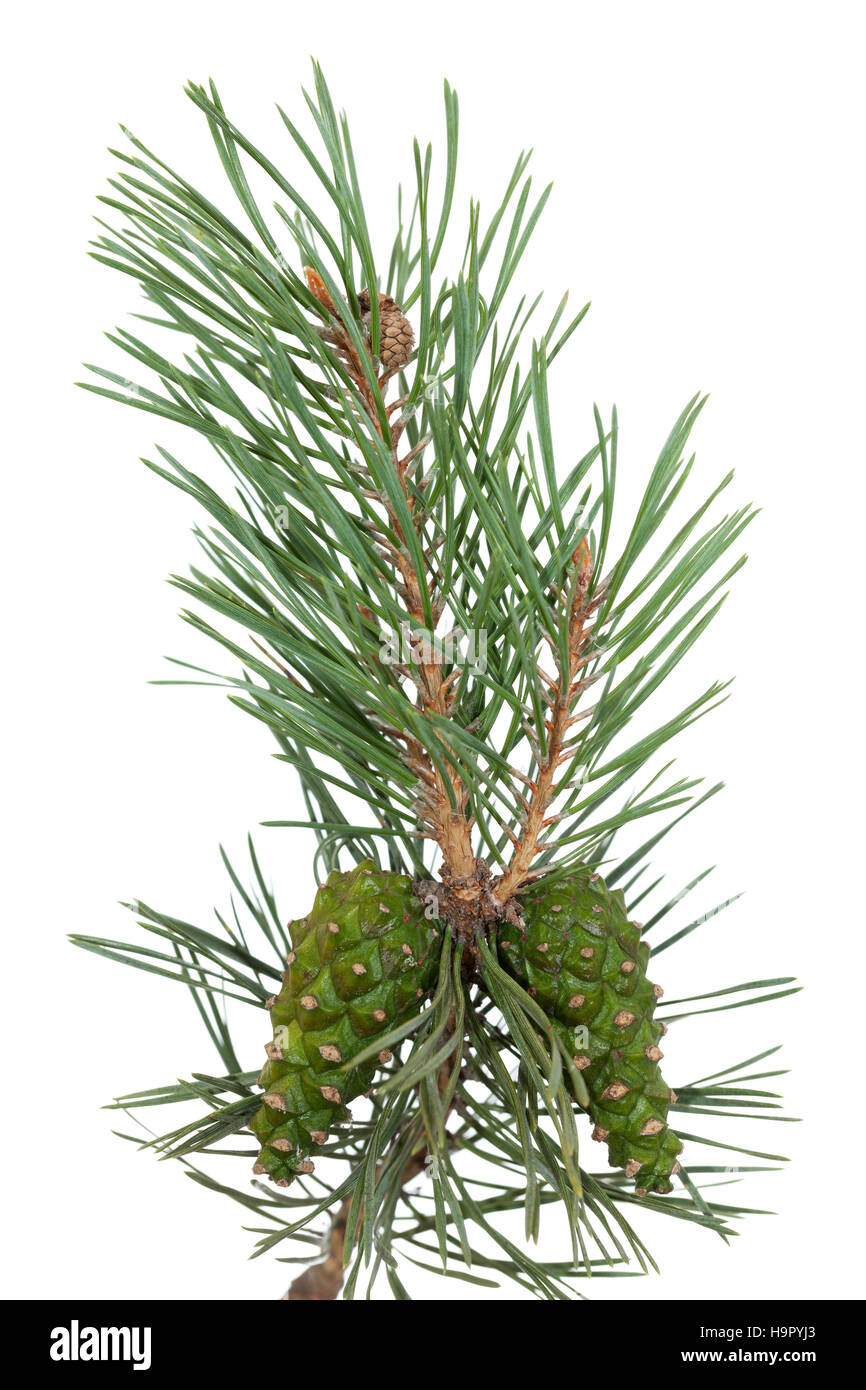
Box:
81, 68, 753, 880
74, 64, 796, 1299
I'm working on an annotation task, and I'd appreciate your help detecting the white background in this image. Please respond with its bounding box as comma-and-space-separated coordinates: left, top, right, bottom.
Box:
2, 0, 864, 1302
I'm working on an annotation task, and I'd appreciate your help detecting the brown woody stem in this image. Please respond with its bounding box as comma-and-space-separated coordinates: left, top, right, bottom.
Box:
305, 265, 475, 879
494, 537, 595, 906
305, 268, 602, 913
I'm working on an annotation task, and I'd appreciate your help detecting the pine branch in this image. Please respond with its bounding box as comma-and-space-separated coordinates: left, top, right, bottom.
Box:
78, 831, 795, 1298
300, 259, 477, 874
495, 535, 600, 902
75, 65, 793, 1301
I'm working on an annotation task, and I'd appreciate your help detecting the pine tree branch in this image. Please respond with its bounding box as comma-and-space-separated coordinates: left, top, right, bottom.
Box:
302, 262, 476, 877
494, 536, 598, 903
75, 72, 793, 1301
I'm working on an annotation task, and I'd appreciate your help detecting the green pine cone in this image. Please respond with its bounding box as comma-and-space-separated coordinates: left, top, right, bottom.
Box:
497, 868, 683, 1195
250, 860, 442, 1185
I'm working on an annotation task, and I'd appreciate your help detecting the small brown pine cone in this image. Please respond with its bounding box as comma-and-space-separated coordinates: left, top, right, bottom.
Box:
356, 289, 414, 371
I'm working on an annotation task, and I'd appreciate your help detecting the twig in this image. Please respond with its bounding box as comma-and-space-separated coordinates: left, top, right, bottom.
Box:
494, 537, 596, 904
306, 263, 475, 878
